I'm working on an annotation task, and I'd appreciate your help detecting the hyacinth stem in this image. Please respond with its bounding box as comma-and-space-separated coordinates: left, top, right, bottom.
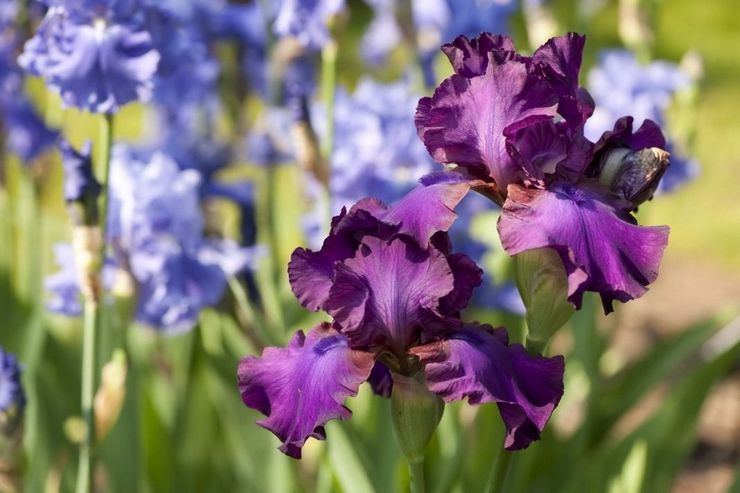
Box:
484, 448, 513, 493
408, 459, 425, 493
75, 112, 113, 493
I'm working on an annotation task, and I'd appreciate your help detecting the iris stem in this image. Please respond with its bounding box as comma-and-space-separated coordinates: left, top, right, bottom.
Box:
76, 298, 97, 493
75, 112, 113, 493
483, 446, 513, 493
408, 459, 425, 493
483, 333, 546, 493
227, 276, 275, 349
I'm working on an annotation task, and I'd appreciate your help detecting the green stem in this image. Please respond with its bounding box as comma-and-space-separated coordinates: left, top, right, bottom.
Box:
483, 447, 513, 493
483, 333, 546, 493
75, 113, 114, 493
97, 113, 113, 249
408, 459, 425, 493
227, 277, 274, 349
76, 300, 97, 493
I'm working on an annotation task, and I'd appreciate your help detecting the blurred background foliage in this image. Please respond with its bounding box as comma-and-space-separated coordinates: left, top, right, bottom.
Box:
1, 0, 739, 492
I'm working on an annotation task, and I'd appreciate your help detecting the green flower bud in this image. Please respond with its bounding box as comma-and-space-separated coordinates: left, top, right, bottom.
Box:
390, 372, 444, 464
514, 248, 574, 350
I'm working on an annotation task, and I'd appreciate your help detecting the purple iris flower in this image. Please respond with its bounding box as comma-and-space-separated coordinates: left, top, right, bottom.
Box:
415, 33, 670, 313
0, 347, 24, 414
239, 182, 564, 457
585, 50, 699, 193
19, 0, 160, 113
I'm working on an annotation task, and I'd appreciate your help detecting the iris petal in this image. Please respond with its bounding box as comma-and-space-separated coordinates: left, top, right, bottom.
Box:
412, 324, 564, 450
498, 182, 669, 312
238, 323, 374, 458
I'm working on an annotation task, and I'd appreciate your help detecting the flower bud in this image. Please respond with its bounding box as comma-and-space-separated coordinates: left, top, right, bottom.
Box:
514, 248, 574, 350
94, 349, 127, 442
598, 146, 670, 207
390, 371, 444, 464
72, 225, 103, 304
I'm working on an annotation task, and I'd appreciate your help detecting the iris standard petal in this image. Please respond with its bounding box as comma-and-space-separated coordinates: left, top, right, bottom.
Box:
326, 236, 456, 354
238, 323, 374, 458
440, 33, 516, 78
415, 60, 557, 187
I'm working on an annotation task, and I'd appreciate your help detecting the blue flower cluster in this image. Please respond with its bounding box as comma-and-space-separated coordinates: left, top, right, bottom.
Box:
47, 143, 261, 333
0, 0, 58, 163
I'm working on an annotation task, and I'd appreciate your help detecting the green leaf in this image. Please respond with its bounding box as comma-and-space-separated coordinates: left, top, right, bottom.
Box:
326, 421, 377, 493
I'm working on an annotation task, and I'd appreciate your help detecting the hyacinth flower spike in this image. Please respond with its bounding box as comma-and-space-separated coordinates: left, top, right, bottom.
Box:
238, 181, 564, 459
415, 32, 671, 314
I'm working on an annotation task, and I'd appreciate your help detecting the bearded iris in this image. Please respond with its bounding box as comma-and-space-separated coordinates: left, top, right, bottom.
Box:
19, 0, 160, 113
415, 33, 671, 313
238, 181, 564, 457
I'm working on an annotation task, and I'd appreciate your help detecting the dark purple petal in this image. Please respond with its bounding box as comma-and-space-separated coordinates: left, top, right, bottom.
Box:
498, 183, 669, 312
532, 33, 593, 125
367, 361, 393, 398
372, 181, 471, 248
326, 236, 456, 354
288, 206, 384, 312
289, 181, 470, 311
411, 324, 564, 450
238, 323, 374, 458
438, 252, 483, 316
415, 61, 557, 188
441, 33, 516, 78
504, 117, 594, 184
593, 116, 667, 154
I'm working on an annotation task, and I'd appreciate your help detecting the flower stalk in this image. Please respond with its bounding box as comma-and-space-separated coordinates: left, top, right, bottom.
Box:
390, 372, 444, 493
75, 112, 113, 493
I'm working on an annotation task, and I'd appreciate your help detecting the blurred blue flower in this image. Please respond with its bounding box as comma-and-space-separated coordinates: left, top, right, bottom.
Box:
19, 0, 160, 113
59, 140, 101, 203
443, 0, 516, 40
585, 50, 700, 193
129, 237, 259, 334
361, 0, 516, 85
45, 243, 117, 316
315, 77, 435, 212
273, 0, 344, 49
0, 3, 58, 163
105, 145, 260, 332
2, 98, 59, 163
0, 347, 24, 414
150, 19, 219, 108
108, 145, 204, 249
